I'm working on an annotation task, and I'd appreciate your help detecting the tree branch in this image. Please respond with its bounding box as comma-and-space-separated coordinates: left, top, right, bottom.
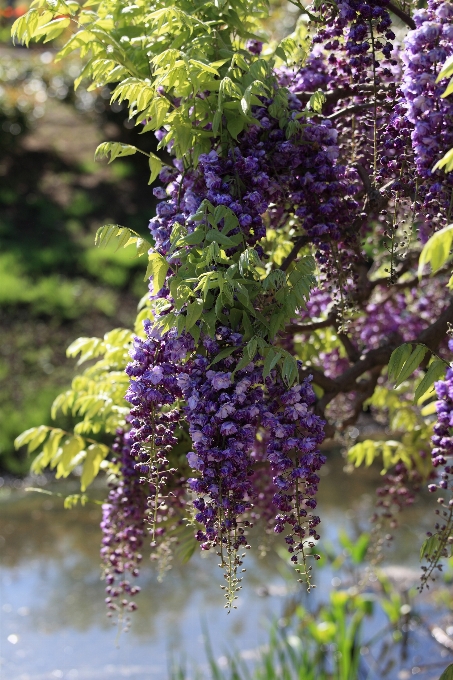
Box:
388, 1, 416, 30
354, 162, 372, 193
332, 300, 452, 393
327, 102, 376, 120
285, 314, 336, 334
338, 332, 361, 363
340, 367, 382, 429
280, 235, 312, 272
297, 83, 395, 110
300, 367, 338, 393
307, 299, 453, 433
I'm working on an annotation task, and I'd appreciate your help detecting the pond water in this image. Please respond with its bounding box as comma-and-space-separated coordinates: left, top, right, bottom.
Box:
0, 452, 452, 680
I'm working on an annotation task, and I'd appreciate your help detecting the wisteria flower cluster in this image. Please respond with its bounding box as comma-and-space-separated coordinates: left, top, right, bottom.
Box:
150, 101, 358, 272
401, 0, 453, 223
13, 0, 453, 621
101, 429, 144, 621
420, 339, 453, 585
431, 340, 453, 482
315, 0, 394, 80
125, 323, 193, 536
99, 0, 453, 608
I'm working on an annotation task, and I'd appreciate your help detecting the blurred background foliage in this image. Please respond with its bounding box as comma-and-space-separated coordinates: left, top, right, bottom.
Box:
0, 0, 302, 474
0, 1, 166, 473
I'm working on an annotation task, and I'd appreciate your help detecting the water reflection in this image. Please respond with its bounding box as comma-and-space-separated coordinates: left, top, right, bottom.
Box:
0, 451, 448, 680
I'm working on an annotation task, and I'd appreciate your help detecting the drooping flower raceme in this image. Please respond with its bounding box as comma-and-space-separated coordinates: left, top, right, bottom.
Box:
431, 341, 453, 483
101, 429, 144, 622
125, 323, 194, 539
401, 1, 453, 223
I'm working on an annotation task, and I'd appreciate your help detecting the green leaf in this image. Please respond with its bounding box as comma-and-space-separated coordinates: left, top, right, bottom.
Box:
226, 112, 246, 140
205, 229, 239, 247
95, 142, 137, 163
39, 429, 66, 469
35, 17, 71, 42
420, 533, 442, 560
218, 76, 242, 105
209, 346, 237, 366
438, 664, 453, 680
188, 323, 201, 345
189, 59, 219, 75
388, 343, 412, 382
421, 401, 438, 416
145, 252, 169, 293
179, 229, 205, 246
55, 435, 85, 478
275, 36, 298, 62
442, 79, 453, 98
308, 90, 326, 113
148, 153, 163, 185
282, 354, 298, 386
185, 298, 203, 330
269, 312, 285, 340
350, 533, 370, 564
11, 8, 40, 46
418, 223, 453, 277
81, 443, 109, 491
245, 336, 258, 360
238, 248, 261, 276
204, 309, 217, 337
437, 55, 453, 82
95, 224, 150, 257
175, 530, 198, 564
348, 440, 381, 468
263, 270, 286, 291
212, 109, 222, 135
263, 348, 281, 380
26, 426, 50, 454
64, 494, 89, 509
241, 311, 254, 341
66, 336, 103, 365
215, 292, 227, 323
15, 426, 47, 452
51, 391, 74, 419
394, 344, 427, 387
231, 352, 253, 378
228, 308, 242, 331
414, 359, 447, 403
434, 148, 453, 174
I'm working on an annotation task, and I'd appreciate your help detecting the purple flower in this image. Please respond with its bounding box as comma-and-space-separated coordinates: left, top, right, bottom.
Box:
207, 371, 231, 390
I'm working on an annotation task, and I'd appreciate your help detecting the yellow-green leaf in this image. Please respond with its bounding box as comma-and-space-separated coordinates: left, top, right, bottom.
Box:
148, 153, 162, 185
185, 298, 203, 330
434, 148, 453, 174
55, 435, 85, 477
144, 251, 169, 292
95, 142, 137, 163
388, 343, 412, 382
415, 359, 447, 403
437, 55, 453, 82
395, 345, 427, 387
81, 443, 109, 491
418, 223, 453, 277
